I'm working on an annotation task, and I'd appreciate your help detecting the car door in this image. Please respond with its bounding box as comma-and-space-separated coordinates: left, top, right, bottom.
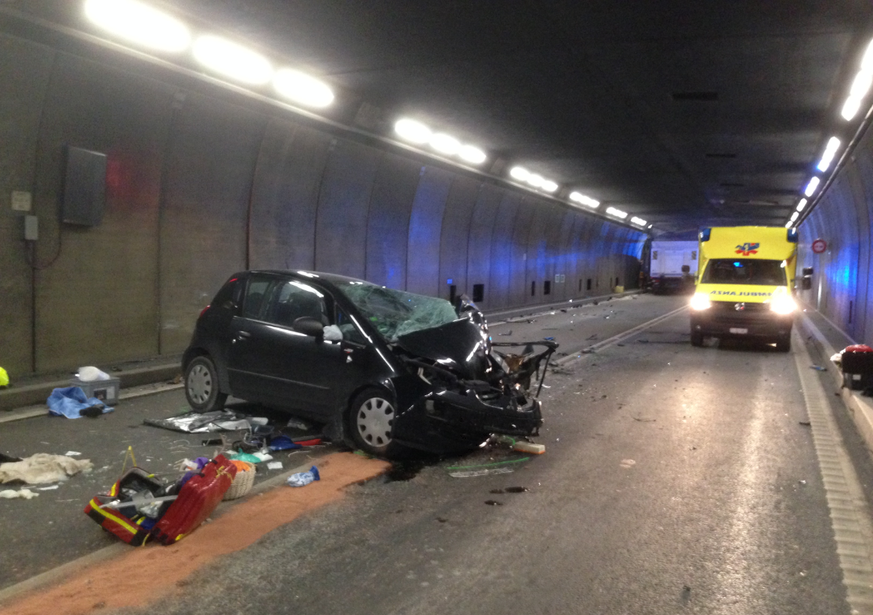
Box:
226, 274, 348, 415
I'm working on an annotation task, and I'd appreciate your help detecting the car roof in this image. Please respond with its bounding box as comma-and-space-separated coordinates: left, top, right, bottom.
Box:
244, 269, 369, 287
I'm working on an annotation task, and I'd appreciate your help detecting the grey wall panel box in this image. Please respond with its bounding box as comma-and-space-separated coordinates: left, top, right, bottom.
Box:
62, 146, 107, 226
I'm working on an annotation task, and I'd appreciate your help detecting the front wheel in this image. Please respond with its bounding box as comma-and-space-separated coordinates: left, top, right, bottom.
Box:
184, 355, 227, 412
348, 389, 396, 457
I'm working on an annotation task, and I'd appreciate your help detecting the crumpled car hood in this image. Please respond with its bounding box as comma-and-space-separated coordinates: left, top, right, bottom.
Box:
395, 319, 489, 380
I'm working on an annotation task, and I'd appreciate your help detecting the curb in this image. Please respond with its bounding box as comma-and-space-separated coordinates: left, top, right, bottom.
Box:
0, 363, 181, 413
798, 312, 873, 456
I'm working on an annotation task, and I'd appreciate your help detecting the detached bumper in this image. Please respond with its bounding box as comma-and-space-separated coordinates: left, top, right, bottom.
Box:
391, 383, 543, 453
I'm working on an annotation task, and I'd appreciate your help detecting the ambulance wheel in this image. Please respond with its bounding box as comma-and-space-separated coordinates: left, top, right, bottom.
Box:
185, 355, 227, 411
690, 331, 704, 347
775, 335, 791, 353
348, 389, 396, 457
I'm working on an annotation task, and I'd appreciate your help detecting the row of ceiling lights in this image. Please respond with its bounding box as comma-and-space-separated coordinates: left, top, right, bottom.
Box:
85, 0, 335, 107
786, 39, 873, 229
393, 118, 648, 228
85, 0, 648, 231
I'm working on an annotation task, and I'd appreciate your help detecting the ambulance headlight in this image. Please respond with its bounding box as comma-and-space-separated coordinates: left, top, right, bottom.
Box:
769, 294, 797, 315
690, 293, 712, 311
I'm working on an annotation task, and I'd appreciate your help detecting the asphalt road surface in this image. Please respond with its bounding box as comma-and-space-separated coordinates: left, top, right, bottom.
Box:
5, 294, 873, 615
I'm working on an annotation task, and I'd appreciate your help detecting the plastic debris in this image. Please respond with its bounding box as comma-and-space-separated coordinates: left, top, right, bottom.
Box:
810, 365, 826, 371
76, 366, 111, 382
449, 468, 514, 478
268, 435, 299, 451
227, 451, 261, 464
144, 410, 258, 433
0, 488, 39, 500
287, 466, 320, 487
267, 461, 283, 470
286, 418, 311, 430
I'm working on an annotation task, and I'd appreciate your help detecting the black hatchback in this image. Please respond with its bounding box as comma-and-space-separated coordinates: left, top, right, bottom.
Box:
182, 270, 556, 457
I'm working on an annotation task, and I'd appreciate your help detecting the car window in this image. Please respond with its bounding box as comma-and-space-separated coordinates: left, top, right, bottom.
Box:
211, 276, 241, 312
701, 259, 787, 286
263, 279, 329, 328
336, 306, 368, 344
242, 276, 272, 320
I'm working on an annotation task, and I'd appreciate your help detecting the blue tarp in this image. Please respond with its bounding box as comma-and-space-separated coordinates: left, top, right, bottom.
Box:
47, 386, 114, 419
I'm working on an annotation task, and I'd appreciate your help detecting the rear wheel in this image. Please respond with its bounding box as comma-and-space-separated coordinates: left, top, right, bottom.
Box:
348, 389, 396, 457
690, 331, 704, 347
185, 356, 227, 411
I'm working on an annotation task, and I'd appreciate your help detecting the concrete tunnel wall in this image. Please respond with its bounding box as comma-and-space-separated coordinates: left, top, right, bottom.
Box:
798, 119, 873, 345
0, 29, 647, 378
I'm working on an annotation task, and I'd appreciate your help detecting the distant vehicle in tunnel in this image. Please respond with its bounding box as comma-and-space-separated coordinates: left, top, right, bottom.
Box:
182, 270, 557, 457
648, 240, 698, 294
689, 226, 798, 351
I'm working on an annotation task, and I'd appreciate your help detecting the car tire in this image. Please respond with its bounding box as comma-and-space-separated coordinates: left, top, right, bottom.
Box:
185, 355, 228, 412
690, 331, 704, 347
348, 389, 396, 457
775, 335, 791, 353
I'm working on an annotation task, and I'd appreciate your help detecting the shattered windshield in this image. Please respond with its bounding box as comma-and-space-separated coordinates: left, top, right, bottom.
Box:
335, 280, 459, 341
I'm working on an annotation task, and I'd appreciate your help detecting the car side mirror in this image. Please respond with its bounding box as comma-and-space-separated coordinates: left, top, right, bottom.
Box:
293, 317, 325, 337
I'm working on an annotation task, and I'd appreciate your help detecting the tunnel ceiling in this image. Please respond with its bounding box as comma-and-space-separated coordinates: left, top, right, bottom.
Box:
8, 0, 873, 238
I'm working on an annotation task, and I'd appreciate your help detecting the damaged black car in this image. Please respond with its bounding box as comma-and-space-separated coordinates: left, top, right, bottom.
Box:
182, 271, 556, 457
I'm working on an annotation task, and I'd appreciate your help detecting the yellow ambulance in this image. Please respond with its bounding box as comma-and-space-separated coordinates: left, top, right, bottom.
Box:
689, 226, 798, 351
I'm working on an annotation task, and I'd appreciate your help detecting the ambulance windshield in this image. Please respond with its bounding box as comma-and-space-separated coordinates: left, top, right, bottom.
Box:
701, 259, 786, 286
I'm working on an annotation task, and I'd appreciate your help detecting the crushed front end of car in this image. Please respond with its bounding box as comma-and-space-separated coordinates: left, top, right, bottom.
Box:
388, 319, 557, 453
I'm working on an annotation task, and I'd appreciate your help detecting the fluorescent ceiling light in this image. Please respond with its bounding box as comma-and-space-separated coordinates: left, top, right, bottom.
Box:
394, 118, 431, 144
790, 211, 799, 222
631, 216, 647, 226
541, 180, 559, 193
784, 221, 793, 229
510, 166, 530, 181
842, 95, 862, 121
796, 198, 808, 212
816, 137, 841, 172
569, 191, 599, 208
273, 69, 334, 108
647, 224, 653, 229
458, 144, 487, 165
84, 0, 190, 52
526, 173, 544, 188
606, 206, 628, 219
193, 35, 272, 85
429, 133, 460, 155
804, 176, 821, 197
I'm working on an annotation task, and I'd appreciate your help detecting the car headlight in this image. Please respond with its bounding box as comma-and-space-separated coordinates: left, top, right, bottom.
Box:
689, 293, 712, 311
769, 294, 797, 315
